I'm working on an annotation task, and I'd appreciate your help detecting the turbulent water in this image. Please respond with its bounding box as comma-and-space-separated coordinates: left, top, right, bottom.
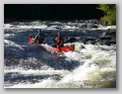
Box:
4, 20, 116, 88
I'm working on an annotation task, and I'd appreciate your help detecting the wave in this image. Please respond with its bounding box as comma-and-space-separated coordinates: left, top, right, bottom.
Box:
4, 20, 116, 88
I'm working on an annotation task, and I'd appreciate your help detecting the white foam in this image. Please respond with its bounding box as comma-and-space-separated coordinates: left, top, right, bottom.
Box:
4, 39, 24, 50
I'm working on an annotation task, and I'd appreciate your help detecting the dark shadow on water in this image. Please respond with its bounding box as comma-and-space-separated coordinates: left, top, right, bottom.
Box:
4, 72, 62, 87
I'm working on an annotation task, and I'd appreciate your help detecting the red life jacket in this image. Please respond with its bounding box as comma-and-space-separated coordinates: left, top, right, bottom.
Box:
55, 36, 64, 46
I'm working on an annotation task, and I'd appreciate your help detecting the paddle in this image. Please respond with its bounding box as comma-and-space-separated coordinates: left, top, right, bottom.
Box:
57, 46, 64, 57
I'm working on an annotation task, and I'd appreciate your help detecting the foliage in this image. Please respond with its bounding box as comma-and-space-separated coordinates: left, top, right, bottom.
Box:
97, 4, 116, 25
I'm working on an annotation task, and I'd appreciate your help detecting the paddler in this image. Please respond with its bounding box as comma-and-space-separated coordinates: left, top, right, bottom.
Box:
33, 29, 45, 44
52, 32, 64, 48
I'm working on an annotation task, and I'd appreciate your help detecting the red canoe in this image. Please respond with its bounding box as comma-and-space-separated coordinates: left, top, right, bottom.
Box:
28, 35, 75, 53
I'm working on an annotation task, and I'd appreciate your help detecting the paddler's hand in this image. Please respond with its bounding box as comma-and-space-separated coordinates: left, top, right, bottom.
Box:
52, 38, 55, 42
43, 41, 46, 44
57, 46, 60, 48
32, 41, 35, 44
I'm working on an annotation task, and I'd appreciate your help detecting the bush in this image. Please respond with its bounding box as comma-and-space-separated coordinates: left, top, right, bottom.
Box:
97, 4, 116, 25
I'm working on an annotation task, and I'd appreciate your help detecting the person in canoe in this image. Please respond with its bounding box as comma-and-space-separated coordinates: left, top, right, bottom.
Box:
33, 29, 45, 44
52, 32, 64, 48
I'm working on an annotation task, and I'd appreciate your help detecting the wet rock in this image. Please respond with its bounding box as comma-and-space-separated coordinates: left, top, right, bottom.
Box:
97, 31, 116, 45
56, 26, 62, 30
83, 38, 96, 44
77, 31, 116, 46
80, 24, 87, 28
87, 23, 98, 28
92, 25, 98, 28
65, 37, 78, 43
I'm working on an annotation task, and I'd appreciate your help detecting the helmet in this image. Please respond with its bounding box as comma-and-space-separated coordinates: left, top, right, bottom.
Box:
58, 32, 61, 35
38, 29, 42, 33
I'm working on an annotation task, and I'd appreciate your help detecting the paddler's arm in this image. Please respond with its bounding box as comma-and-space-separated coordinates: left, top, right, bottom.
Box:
57, 40, 63, 48
52, 38, 56, 42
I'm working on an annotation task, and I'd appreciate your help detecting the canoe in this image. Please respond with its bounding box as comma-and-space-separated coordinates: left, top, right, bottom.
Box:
28, 35, 75, 53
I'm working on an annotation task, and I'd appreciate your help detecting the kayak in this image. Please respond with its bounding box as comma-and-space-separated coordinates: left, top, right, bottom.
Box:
28, 35, 75, 53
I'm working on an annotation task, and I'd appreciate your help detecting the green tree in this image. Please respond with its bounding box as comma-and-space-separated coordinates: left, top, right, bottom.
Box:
97, 4, 116, 25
